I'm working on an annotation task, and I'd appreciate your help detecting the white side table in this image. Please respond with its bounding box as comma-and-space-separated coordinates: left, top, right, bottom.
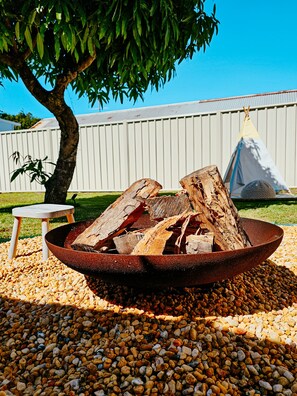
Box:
8, 204, 75, 261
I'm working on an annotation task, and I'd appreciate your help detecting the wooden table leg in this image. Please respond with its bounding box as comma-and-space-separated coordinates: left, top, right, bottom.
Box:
41, 218, 50, 261
8, 217, 22, 259
66, 213, 75, 223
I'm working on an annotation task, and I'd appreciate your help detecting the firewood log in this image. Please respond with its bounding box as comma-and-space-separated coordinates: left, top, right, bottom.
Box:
113, 230, 146, 254
146, 194, 192, 220
71, 178, 162, 251
180, 165, 251, 250
185, 233, 214, 254
131, 212, 196, 255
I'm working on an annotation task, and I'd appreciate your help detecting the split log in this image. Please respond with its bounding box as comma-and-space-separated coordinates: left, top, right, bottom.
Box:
174, 212, 201, 254
180, 165, 251, 251
131, 212, 194, 255
146, 194, 192, 220
185, 233, 214, 254
113, 230, 145, 254
72, 178, 162, 251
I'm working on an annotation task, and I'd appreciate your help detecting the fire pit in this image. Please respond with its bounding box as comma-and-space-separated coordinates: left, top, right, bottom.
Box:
45, 217, 283, 288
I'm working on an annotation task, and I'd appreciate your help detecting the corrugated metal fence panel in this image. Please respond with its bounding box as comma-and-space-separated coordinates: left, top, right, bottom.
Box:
285, 106, 297, 184
1, 104, 297, 192
0, 128, 58, 192
249, 105, 297, 187
70, 123, 129, 191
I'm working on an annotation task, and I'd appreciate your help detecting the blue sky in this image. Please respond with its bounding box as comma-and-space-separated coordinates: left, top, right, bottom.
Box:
1, 0, 297, 118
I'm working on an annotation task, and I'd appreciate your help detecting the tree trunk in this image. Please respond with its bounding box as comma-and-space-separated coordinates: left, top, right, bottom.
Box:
15, 62, 82, 204
44, 106, 79, 203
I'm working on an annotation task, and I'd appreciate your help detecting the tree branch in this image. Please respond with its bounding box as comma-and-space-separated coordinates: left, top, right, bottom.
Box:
53, 53, 96, 95
11, 59, 57, 111
0, 52, 15, 68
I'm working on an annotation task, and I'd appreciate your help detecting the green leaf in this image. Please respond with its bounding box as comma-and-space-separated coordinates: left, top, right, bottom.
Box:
54, 37, 60, 60
99, 24, 108, 40
132, 26, 141, 49
10, 168, 23, 182
164, 26, 170, 48
121, 18, 128, 39
79, 7, 87, 27
24, 27, 33, 51
61, 4, 71, 22
130, 44, 138, 65
55, 3, 62, 22
136, 14, 142, 36
0, 37, 8, 52
87, 37, 94, 55
74, 48, 79, 63
30, 173, 37, 183
107, 33, 114, 46
70, 30, 77, 52
36, 32, 44, 58
15, 22, 20, 40
28, 10, 36, 26
61, 32, 68, 50
82, 26, 90, 45
115, 21, 121, 38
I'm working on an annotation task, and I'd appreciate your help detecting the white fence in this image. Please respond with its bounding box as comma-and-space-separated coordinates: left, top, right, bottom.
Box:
1, 104, 297, 193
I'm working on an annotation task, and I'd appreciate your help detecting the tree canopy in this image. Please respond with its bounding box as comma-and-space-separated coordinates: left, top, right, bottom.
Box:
0, 0, 219, 203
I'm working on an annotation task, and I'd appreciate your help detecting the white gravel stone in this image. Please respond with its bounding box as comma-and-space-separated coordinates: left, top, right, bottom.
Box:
131, 378, 144, 386
16, 382, 26, 391
237, 349, 246, 361
259, 380, 273, 391
272, 384, 283, 392
283, 370, 295, 382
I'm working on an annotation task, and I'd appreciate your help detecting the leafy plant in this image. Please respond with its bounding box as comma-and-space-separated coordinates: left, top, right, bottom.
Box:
10, 151, 55, 185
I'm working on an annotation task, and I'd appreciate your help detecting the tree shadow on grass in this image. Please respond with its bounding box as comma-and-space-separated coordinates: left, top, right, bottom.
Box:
85, 259, 297, 320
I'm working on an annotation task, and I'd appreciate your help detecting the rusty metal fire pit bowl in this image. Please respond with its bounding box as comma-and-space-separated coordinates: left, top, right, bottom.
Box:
45, 217, 283, 288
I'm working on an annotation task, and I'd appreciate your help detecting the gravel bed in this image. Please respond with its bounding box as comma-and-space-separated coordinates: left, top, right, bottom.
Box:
0, 226, 296, 395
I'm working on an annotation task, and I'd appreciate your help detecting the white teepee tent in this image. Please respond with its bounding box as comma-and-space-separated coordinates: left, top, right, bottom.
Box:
223, 107, 291, 198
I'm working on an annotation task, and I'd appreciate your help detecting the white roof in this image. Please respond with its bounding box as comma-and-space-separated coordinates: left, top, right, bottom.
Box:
33, 89, 297, 129
0, 118, 21, 132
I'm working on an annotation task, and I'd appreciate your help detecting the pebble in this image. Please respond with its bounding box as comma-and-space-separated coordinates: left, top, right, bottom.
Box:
283, 370, 295, 382
259, 380, 273, 391
16, 382, 26, 391
237, 349, 246, 361
0, 227, 296, 395
273, 384, 283, 392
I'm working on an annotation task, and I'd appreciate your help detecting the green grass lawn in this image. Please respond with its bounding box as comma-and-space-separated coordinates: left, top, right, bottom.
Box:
0, 191, 120, 243
0, 190, 296, 243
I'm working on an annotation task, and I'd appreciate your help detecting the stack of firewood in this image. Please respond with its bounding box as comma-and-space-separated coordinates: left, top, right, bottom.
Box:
71, 165, 251, 255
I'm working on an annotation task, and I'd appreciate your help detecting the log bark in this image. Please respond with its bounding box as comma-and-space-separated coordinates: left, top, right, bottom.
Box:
146, 194, 192, 220
72, 178, 162, 251
180, 165, 251, 250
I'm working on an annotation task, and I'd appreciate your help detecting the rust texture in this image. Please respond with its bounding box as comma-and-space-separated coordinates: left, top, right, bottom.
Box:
45, 216, 283, 288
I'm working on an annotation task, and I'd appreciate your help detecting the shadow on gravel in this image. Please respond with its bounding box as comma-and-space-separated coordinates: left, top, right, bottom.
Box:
0, 291, 296, 395
85, 259, 297, 319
